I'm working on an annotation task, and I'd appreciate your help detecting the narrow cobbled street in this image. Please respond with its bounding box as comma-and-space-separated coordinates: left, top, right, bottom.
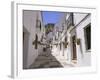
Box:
29, 47, 74, 69
29, 48, 63, 69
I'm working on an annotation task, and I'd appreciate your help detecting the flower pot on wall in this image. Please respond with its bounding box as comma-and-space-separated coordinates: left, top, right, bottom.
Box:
63, 42, 68, 48
77, 38, 80, 45
32, 34, 38, 49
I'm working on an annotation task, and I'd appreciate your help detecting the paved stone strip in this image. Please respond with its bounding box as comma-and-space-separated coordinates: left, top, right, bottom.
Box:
29, 48, 63, 69
29, 48, 74, 69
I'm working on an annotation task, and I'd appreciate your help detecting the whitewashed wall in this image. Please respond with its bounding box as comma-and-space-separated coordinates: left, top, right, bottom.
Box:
73, 13, 88, 26
23, 10, 44, 69
75, 14, 91, 66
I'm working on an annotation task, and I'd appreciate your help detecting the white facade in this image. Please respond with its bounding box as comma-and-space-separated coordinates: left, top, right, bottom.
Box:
52, 12, 91, 67
23, 10, 45, 69
75, 13, 91, 66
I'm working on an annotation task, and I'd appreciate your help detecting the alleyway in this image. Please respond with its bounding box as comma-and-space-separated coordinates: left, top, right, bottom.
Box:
23, 10, 91, 69
29, 47, 74, 69
29, 48, 63, 69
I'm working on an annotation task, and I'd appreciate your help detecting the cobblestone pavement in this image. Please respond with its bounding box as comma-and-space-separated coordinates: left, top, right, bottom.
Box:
29, 48, 74, 69
29, 48, 63, 69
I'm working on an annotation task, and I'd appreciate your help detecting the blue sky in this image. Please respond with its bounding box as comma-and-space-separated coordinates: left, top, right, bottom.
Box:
42, 11, 63, 25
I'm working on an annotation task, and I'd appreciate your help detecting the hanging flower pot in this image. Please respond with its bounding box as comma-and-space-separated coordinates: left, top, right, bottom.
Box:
65, 43, 67, 48
63, 41, 68, 48
77, 38, 80, 45
32, 34, 38, 49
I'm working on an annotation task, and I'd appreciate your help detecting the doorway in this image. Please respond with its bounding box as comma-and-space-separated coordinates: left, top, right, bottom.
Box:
72, 35, 77, 60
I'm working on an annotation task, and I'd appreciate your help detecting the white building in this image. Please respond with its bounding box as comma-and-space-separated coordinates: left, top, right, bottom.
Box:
23, 10, 45, 69
52, 12, 91, 67
72, 13, 91, 66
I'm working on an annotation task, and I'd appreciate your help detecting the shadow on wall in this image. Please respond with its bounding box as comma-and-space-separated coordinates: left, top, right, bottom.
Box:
23, 26, 30, 69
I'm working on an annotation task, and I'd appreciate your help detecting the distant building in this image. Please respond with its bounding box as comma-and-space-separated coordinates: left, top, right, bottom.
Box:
45, 23, 54, 34
45, 23, 55, 45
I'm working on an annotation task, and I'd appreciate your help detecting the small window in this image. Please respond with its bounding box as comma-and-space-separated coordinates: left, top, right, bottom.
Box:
84, 24, 91, 50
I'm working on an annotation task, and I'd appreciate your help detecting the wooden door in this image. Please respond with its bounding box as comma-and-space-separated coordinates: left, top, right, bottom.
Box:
72, 35, 77, 60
